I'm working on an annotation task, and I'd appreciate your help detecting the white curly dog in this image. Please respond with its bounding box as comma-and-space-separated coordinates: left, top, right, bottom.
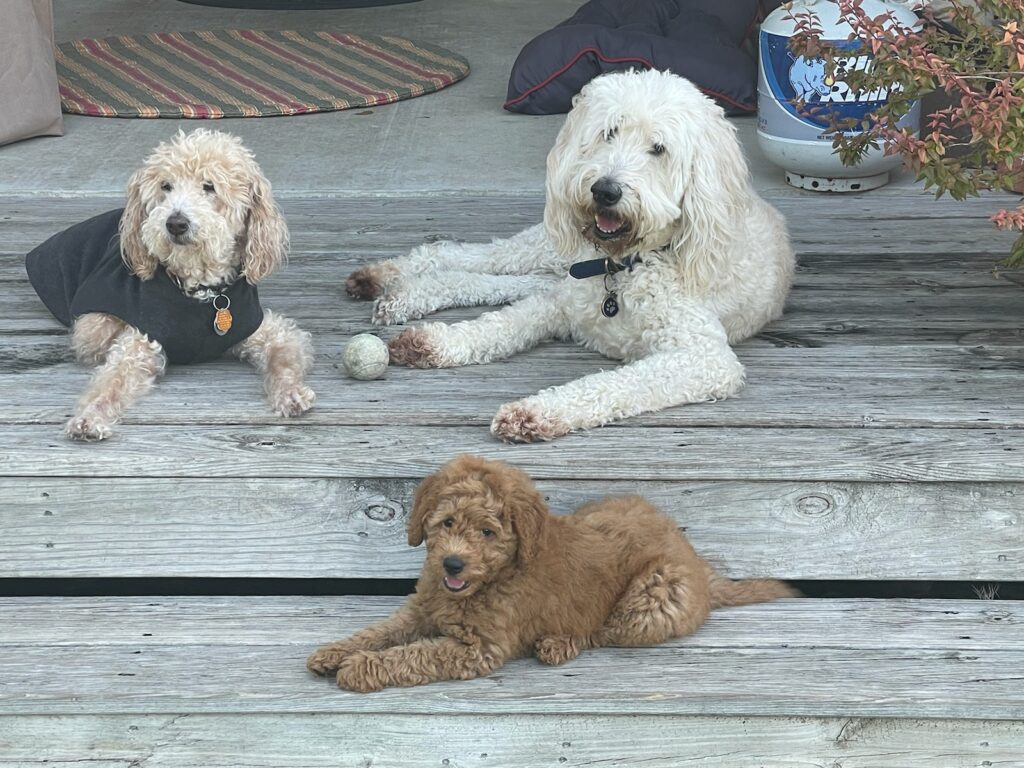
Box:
348, 70, 794, 442
31, 129, 315, 441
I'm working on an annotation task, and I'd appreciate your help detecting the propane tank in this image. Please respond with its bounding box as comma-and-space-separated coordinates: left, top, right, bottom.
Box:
757, 0, 921, 192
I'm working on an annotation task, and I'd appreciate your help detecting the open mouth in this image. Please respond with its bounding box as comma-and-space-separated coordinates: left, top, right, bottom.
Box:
443, 575, 469, 593
592, 211, 630, 241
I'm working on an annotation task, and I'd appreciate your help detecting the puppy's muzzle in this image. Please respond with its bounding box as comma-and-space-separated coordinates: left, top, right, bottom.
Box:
442, 555, 469, 592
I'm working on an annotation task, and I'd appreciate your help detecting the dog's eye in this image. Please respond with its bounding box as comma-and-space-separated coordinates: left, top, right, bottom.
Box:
650, 143, 665, 157
203, 181, 216, 194
160, 182, 172, 192
481, 529, 495, 538
604, 126, 618, 142
442, 518, 454, 529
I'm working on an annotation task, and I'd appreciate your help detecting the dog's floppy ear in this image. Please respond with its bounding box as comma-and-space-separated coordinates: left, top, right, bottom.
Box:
242, 163, 289, 284
543, 86, 592, 258
119, 166, 158, 280
505, 476, 549, 566
407, 469, 444, 547
674, 103, 749, 279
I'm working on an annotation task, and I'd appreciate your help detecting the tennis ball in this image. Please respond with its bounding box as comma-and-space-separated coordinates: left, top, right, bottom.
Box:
342, 333, 389, 380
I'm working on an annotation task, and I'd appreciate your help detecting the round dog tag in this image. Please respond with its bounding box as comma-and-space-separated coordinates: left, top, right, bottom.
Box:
602, 292, 619, 318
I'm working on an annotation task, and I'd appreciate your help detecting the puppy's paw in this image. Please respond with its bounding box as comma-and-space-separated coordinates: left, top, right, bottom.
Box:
491, 402, 570, 443
535, 635, 583, 666
270, 384, 316, 417
388, 328, 440, 368
65, 414, 114, 442
346, 263, 397, 300
336, 650, 388, 693
372, 294, 418, 327
307, 643, 354, 676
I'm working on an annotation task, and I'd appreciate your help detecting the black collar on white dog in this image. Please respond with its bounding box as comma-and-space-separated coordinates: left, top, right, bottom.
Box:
568, 254, 643, 280
568, 254, 644, 318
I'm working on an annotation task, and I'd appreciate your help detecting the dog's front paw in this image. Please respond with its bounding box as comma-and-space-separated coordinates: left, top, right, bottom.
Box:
270, 384, 316, 417
336, 650, 389, 693
388, 328, 440, 368
491, 402, 570, 443
346, 263, 397, 300
535, 635, 583, 666
372, 293, 418, 326
307, 643, 354, 676
65, 414, 114, 442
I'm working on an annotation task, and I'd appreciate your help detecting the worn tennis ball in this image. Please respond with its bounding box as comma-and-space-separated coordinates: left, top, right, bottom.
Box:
342, 333, 389, 380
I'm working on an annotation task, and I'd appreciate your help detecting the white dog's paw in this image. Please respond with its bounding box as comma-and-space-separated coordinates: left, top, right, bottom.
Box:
346, 262, 398, 300
65, 414, 114, 442
387, 327, 442, 368
372, 294, 419, 326
491, 402, 571, 443
271, 384, 316, 417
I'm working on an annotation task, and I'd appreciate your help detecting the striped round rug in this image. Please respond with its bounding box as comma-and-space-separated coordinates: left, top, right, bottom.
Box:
55, 30, 470, 118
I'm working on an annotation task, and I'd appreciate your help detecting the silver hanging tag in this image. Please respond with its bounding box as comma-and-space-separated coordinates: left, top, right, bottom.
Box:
602, 291, 619, 317
601, 272, 619, 318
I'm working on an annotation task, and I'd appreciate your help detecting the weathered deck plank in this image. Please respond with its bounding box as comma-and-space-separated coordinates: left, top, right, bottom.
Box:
2, 713, 1021, 767
1, 479, 1019, 580
1, 424, 1021, 481
1, 598, 1022, 720
0, 344, 1021, 428
2, 597, 1018, 651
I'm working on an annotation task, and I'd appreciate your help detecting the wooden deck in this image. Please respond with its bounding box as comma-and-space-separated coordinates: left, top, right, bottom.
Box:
2, 191, 1024, 765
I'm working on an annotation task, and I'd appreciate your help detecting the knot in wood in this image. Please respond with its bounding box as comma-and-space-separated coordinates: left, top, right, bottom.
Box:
794, 493, 834, 517
238, 434, 284, 449
364, 500, 401, 522
984, 610, 1012, 623
823, 321, 862, 333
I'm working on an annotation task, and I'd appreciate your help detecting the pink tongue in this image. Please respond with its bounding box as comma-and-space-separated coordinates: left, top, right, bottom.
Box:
445, 576, 465, 589
597, 212, 622, 233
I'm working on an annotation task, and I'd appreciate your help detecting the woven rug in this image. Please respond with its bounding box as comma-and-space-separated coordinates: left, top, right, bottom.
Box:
55, 30, 470, 118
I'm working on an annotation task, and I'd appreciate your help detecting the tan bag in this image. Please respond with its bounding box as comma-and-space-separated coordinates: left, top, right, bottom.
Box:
0, 0, 64, 146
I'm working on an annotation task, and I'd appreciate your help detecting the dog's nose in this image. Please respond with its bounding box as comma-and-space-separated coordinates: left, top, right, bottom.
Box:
591, 178, 623, 207
165, 213, 190, 237
443, 556, 464, 575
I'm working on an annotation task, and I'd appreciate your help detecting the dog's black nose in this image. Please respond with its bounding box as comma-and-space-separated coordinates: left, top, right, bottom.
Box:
591, 178, 623, 207
166, 213, 190, 237
443, 556, 464, 575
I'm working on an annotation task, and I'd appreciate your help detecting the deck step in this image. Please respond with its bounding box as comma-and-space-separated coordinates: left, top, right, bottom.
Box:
1, 596, 1022, 764
1, 596, 1022, 718
2, 477, 1021, 582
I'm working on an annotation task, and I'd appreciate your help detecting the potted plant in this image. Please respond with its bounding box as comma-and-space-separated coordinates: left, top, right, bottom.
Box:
787, 0, 1024, 263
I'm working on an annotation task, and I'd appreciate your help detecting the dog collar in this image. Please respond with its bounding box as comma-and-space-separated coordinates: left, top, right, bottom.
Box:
167, 269, 243, 335
167, 270, 242, 300
568, 254, 643, 280
566, 254, 643, 319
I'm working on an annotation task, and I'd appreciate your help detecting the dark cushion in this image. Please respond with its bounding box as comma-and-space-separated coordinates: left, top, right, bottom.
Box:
505, 0, 772, 116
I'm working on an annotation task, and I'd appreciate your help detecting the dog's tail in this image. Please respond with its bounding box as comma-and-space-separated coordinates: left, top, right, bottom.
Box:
708, 570, 800, 609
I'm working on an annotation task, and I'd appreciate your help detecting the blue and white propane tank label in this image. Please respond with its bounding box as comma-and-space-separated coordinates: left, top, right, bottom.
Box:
757, 31, 917, 141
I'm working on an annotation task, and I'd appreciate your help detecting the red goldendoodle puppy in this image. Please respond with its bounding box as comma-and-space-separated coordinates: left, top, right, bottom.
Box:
307, 454, 797, 692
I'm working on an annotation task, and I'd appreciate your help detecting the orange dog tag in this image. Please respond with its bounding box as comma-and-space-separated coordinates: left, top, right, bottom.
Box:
213, 295, 232, 336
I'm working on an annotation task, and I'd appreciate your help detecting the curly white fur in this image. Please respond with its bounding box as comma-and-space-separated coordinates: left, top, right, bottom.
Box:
66, 128, 314, 441
355, 70, 794, 442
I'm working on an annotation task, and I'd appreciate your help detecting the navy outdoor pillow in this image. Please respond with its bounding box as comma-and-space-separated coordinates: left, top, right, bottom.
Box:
505, 0, 776, 116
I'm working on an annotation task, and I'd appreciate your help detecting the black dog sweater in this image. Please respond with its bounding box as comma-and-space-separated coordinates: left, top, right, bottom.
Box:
25, 208, 264, 365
